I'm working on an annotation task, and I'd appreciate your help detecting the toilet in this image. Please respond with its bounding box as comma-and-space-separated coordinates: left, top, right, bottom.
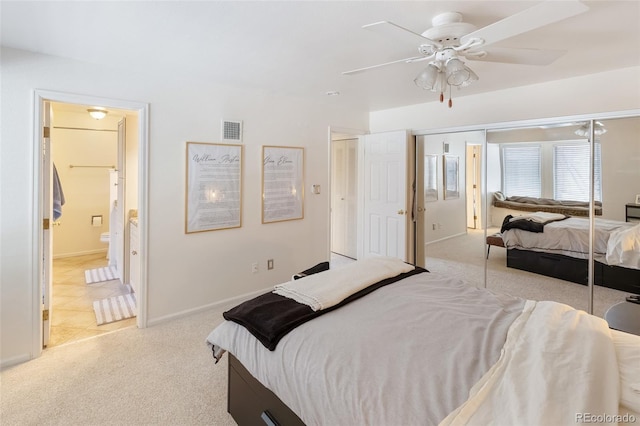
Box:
100, 232, 110, 260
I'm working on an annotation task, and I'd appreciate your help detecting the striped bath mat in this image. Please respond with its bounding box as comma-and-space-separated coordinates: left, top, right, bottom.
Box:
93, 293, 137, 325
85, 266, 118, 284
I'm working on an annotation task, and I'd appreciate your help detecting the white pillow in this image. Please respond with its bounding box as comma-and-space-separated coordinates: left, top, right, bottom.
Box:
494, 191, 505, 201
611, 329, 640, 412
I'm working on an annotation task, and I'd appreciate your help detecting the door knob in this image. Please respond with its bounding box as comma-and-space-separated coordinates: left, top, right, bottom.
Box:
417, 207, 425, 212
397, 209, 406, 215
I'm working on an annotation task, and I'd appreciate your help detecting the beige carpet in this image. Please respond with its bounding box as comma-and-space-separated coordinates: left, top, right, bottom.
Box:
2, 241, 629, 425
0, 307, 236, 426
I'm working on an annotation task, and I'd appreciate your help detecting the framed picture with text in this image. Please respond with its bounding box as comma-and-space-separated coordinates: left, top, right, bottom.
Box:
262, 145, 304, 223
185, 142, 243, 233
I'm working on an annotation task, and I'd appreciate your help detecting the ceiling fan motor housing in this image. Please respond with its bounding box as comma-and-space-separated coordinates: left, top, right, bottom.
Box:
422, 12, 477, 46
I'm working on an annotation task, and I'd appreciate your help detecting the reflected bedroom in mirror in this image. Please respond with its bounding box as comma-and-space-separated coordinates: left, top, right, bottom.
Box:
485, 116, 640, 317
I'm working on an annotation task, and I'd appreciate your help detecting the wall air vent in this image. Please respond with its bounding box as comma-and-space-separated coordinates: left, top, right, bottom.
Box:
222, 120, 243, 142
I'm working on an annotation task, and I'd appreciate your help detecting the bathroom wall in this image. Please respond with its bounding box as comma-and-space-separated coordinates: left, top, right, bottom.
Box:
51, 108, 118, 257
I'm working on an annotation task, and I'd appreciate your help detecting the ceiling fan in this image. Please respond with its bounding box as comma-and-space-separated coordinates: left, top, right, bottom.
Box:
343, 0, 589, 107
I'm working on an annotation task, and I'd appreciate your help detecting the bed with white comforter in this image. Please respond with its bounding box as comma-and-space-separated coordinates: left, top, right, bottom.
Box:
206, 257, 640, 425
502, 216, 640, 269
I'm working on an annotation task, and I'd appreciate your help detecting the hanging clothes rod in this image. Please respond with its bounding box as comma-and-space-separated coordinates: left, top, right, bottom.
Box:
69, 165, 116, 169
53, 126, 117, 132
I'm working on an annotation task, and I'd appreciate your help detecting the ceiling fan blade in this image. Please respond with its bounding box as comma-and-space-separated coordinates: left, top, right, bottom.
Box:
460, 0, 589, 47
466, 47, 567, 66
342, 56, 430, 75
362, 21, 442, 49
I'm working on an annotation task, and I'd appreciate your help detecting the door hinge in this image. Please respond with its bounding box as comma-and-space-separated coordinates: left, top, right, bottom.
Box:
43, 126, 50, 139
43, 218, 50, 230
43, 309, 49, 321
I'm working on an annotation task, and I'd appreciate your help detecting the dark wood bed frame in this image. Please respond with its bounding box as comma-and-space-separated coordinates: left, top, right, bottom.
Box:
228, 353, 304, 426
507, 248, 640, 295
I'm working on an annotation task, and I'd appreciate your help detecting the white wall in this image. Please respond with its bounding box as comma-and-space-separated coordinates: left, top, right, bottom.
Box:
0, 47, 368, 366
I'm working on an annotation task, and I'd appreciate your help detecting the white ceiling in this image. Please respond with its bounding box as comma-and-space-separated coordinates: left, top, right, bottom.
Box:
2, 1, 639, 112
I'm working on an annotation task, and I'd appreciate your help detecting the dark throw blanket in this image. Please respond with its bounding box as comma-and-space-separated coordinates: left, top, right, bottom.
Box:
223, 267, 428, 350
500, 214, 568, 234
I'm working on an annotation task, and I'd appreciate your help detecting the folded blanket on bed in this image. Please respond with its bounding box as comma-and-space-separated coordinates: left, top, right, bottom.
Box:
274, 256, 415, 311
222, 266, 426, 351
441, 301, 620, 426
500, 213, 568, 233
509, 211, 567, 223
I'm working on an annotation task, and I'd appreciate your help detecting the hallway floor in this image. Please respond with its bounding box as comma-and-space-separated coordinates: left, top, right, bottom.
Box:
50, 252, 136, 348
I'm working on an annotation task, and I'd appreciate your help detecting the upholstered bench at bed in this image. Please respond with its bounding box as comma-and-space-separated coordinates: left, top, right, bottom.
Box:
486, 233, 505, 258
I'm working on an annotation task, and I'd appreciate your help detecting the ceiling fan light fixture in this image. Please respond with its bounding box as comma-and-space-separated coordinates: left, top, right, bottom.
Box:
414, 63, 440, 91
459, 67, 479, 87
575, 121, 607, 137
445, 58, 471, 86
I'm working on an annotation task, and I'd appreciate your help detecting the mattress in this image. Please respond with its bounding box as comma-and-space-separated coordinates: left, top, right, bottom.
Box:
502, 217, 640, 269
207, 268, 624, 425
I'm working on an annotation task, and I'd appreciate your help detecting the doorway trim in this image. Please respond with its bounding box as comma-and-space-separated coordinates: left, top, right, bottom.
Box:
31, 89, 149, 358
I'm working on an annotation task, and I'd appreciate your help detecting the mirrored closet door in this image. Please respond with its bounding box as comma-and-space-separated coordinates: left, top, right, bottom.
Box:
415, 130, 485, 288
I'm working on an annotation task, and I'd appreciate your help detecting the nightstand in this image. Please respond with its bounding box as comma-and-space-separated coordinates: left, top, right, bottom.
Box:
626, 203, 640, 222
605, 302, 640, 336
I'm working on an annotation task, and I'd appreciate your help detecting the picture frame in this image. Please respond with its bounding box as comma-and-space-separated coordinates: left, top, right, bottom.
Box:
443, 155, 460, 200
185, 142, 243, 233
262, 145, 304, 223
424, 154, 438, 202
635, 194, 640, 205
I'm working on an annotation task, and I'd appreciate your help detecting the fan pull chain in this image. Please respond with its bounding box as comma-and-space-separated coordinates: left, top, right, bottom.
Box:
448, 84, 453, 108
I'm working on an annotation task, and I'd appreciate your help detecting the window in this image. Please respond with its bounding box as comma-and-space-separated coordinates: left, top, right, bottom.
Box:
554, 143, 602, 202
501, 145, 541, 197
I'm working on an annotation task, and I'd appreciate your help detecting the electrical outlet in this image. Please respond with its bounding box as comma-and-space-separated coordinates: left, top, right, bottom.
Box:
251, 263, 258, 273
267, 259, 274, 270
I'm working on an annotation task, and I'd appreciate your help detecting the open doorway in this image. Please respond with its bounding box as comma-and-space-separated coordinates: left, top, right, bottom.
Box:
34, 90, 148, 357
47, 102, 138, 347
330, 134, 358, 260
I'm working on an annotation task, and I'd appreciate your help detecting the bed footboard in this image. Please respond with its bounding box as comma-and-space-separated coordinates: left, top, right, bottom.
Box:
228, 354, 305, 426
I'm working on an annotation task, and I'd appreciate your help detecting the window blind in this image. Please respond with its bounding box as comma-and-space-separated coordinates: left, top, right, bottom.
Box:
502, 145, 541, 197
554, 143, 602, 202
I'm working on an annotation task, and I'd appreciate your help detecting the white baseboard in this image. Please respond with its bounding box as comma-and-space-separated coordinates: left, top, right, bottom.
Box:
53, 248, 108, 259
0, 353, 32, 370
425, 231, 468, 246
146, 286, 273, 327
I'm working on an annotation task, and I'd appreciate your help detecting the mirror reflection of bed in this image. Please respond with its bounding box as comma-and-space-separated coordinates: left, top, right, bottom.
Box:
484, 116, 640, 315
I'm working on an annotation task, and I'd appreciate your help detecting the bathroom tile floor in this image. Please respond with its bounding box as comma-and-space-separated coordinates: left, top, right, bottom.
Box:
50, 252, 136, 348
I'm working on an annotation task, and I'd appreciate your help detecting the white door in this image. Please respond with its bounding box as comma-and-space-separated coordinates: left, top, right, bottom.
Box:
362, 130, 410, 261
41, 101, 53, 347
331, 138, 358, 258
114, 118, 126, 282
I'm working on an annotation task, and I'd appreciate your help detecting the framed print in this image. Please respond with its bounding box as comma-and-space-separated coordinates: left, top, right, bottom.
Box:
635, 194, 640, 205
185, 142, 243, 233
262, 145, 304, 223
425, 154, 438, 202
443, 155, 459, 200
